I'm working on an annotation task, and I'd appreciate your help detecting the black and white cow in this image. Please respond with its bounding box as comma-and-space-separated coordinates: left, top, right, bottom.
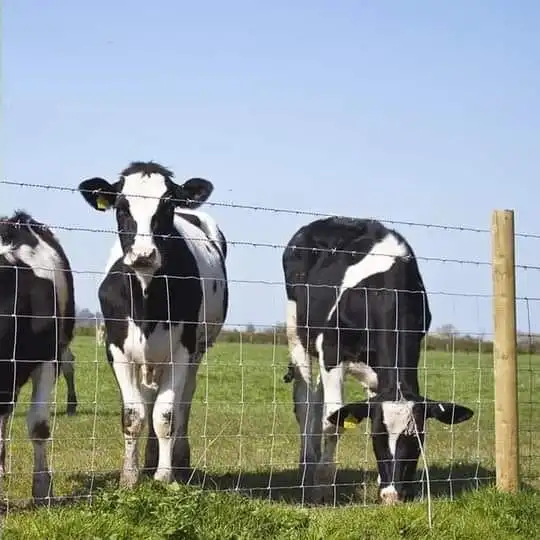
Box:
282, 216, 474, 504
0, 211, 75, 503
78, 161, 228, 487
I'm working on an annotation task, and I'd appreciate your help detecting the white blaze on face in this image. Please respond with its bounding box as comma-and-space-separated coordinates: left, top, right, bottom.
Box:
122, 172, 167, 266
381, 400, 416, 457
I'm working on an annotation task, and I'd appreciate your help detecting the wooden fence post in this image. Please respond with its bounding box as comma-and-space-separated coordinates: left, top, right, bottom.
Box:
491, 209, 519, 493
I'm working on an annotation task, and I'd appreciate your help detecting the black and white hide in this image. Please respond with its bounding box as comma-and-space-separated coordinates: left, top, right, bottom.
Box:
0, 211, 75, 503
282, 216, 474, 504
78, 161, 228, 488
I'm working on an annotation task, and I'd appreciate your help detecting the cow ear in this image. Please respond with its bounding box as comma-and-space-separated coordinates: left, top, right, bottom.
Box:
79, 178, 117, 212
174, 178, 214, 209
328, 402, 371, 430
425, 401, 474, 425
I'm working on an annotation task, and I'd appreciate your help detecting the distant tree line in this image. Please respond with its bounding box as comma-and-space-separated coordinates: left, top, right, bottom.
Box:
212, 324, 540, 355
73, 308, 540, 355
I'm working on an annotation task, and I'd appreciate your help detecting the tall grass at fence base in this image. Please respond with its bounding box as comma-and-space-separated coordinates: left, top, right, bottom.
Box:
2, 482, 539, 540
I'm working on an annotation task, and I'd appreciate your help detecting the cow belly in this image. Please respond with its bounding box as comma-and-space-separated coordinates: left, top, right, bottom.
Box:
123, 317, 182, 364
120, 318, 185, 388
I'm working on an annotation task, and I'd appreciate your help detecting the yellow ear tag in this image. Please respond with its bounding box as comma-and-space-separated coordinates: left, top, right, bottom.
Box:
343, 414, 359, 430
96, 195, 110, 210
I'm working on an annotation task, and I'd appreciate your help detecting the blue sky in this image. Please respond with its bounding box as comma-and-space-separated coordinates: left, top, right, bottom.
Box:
3, 1, 539, 336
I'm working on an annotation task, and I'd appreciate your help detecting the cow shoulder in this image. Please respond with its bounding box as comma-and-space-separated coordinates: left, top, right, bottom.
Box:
283, 217, 378, 292
173, 210, 226, 272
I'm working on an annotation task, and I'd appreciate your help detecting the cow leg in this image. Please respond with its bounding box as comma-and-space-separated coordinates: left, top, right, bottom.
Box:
313, 333, 345, 504
27, 362, 56, 504
152, 345, 193, 484
61, 354, 77, 416
0, 386, 18, 489
290, 346, 318, 478
286, 300, 320, 492
0, 411, 9, 484
109, 345, 146, 488
0, 412, 8, 505
172, 360, 199, 482
152, 362, 175, 484
142, 385, 158, 476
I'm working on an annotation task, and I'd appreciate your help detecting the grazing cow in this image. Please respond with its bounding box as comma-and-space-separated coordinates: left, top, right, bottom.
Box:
0, 211, 75, 503
60, 347, 78, 416
282, 217, 474, 504
78, 161, 228, 487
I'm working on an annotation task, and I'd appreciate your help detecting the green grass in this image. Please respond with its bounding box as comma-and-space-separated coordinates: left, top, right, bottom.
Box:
3, 482, 539, 539
1, 337, 539, 538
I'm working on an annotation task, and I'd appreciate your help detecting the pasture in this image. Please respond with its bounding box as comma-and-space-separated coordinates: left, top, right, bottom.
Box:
2, 336, 539, 538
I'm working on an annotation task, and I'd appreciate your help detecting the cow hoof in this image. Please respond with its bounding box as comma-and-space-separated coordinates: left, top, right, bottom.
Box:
119, 470, 139, 489
33, 496, 53, 507
32, 471, 53, 503
311, 463, 337, 505
311, 484, 334, 505
66, 406, 77, 416
154, 468, 173, 484
174, 466, 194, 484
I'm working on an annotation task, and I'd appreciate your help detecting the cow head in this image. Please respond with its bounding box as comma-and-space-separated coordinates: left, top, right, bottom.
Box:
78, 161, 213, 273
328, 392, 473, 504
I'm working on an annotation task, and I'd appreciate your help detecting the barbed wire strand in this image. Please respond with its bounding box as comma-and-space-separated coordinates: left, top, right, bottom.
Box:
2, 224, 539, 274
3, 178, 540, 239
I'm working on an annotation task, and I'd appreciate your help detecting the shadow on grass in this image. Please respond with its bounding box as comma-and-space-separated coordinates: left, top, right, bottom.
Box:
63, 463, 498, 508
419, 464, 496, 499
193, 463, 497, 505
0, 463, 503, 515
194, 467, 374, 505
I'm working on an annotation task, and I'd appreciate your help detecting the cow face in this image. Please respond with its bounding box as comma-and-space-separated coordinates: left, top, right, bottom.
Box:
78, 161, 213, 273
328, 395, 473, 504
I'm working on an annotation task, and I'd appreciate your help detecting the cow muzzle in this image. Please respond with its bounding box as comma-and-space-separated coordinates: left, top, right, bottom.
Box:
124, 246, 160, 270
380, 485, 402, 505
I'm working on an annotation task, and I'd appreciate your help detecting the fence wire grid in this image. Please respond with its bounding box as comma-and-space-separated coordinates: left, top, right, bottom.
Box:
0, 180, 538, 518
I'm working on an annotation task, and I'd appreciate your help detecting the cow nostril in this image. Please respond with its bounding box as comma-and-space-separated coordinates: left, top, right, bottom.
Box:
131, 249, 158, 267
381, 491, 401, 505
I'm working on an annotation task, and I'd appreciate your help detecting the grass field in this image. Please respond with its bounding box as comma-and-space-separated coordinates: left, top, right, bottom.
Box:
1, 337, 539, 538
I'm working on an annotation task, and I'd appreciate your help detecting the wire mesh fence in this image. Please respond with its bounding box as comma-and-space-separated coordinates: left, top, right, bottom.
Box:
0, 178, 538, 520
